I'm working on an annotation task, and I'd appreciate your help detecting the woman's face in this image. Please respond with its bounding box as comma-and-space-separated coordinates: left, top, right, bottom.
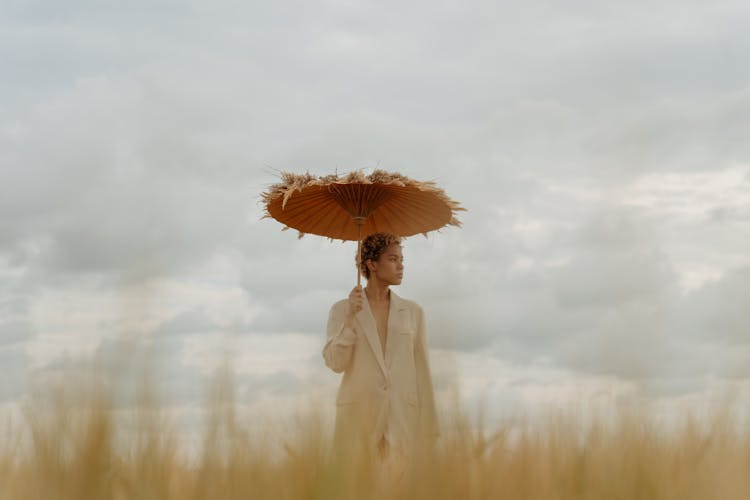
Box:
370, 243, 404, 285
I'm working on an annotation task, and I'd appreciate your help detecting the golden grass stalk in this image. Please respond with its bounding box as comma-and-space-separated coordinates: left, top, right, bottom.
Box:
2, 368, 750, 500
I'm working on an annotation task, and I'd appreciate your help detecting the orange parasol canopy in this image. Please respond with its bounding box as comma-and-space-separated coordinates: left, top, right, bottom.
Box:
261, 169, 465, 284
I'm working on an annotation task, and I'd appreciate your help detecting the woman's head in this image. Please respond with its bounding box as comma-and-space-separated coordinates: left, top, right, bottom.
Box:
359, 233, 403, 283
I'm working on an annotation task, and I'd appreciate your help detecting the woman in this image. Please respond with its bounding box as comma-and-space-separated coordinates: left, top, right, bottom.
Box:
322, 232, 439, 469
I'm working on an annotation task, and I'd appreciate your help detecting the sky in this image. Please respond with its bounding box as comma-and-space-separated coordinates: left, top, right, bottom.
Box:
2, 0, 750, 435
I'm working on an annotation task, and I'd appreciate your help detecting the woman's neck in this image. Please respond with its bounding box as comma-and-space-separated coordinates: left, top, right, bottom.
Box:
365, 280, 390, 302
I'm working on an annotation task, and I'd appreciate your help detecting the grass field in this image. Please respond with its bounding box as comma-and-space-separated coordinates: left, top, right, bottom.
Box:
2, 370, 749, 500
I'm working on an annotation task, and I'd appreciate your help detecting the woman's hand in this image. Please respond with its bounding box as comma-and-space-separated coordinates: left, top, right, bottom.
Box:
346, 285, 364, 324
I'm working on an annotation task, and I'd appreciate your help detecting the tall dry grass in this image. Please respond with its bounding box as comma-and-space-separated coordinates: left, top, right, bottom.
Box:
2, 368, 750, 500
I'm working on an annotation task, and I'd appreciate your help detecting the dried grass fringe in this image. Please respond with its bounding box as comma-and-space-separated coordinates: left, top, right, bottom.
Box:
260, 169, 466, 239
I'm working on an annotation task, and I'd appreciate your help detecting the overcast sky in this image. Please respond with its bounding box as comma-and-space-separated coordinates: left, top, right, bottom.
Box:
2, 0, 750, 432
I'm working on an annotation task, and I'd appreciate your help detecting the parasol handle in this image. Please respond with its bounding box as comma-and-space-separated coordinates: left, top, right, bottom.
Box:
354, 217, 365, 288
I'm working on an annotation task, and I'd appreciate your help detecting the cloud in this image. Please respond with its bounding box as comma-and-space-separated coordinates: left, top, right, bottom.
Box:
30, 333, 201, 409
0, 346, 28, 402
0, 320, 35, 347
1, 81, 251, 281
551, 208, 677, 309
152, 307, 224, 337
1, 0, 750, 421
677, 266, 750, 349
401, 197, 743, 400
238, 369, 308, 404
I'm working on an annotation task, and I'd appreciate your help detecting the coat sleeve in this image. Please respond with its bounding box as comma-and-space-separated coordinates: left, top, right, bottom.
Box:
322, 303, 357, 374
414, 304, 440, 440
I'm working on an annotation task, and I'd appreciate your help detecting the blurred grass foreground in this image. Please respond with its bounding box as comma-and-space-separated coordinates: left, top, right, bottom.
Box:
2, 363, 750, 500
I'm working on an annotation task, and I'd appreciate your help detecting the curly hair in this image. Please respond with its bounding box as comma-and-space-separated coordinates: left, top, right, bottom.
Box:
358, 232, 402, 280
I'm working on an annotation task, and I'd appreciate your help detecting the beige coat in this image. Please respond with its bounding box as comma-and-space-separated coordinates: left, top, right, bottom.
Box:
322, 290, 439, 456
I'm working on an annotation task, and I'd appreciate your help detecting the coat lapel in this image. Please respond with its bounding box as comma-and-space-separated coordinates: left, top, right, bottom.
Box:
385, 291, 409, 367
358, 292, 388, 377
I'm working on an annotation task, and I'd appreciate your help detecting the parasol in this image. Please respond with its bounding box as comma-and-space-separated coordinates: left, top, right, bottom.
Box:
261, 169, 465, 285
